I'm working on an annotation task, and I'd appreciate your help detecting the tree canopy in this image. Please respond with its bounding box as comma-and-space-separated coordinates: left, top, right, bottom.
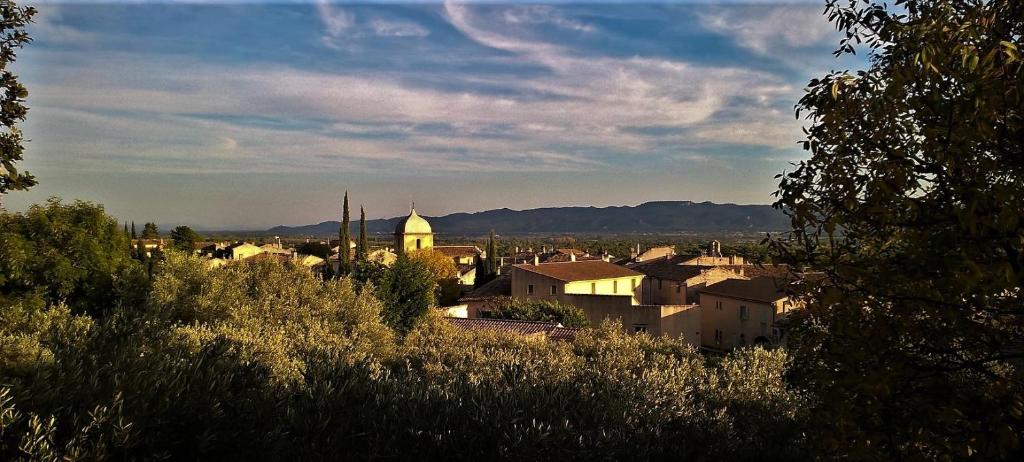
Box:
0, 2, 36, 204
0, 199, 145, 315
169, 225, 201, 252
772, 0, 1023, 458
483, 297, 589, 328
141, 222, 159, 239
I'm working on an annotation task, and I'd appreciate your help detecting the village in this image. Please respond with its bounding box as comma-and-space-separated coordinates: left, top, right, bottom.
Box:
133, 205, 797, 352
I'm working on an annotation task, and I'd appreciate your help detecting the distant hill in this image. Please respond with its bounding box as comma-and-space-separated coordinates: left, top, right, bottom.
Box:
266, 201, 788, 236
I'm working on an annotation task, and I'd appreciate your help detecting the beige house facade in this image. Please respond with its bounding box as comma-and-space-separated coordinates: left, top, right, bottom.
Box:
698, 277, 794, 350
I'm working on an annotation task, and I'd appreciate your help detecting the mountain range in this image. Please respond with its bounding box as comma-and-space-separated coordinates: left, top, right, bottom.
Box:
265, 201, 789, 236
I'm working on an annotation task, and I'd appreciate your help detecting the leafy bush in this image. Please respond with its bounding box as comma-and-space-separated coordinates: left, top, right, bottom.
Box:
483, 296, 589, 328
0, 252, 810, 460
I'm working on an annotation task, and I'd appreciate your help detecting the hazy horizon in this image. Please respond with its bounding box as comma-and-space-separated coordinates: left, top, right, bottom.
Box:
5, 0, 859, 227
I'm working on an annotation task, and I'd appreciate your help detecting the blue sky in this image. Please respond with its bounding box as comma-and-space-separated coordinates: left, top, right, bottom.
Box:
8, 1, 859, 229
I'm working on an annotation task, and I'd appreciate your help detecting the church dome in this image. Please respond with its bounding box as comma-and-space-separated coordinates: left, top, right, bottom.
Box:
394, 208, 432, 235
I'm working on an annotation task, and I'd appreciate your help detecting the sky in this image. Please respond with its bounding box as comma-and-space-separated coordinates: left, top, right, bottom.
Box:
6, 0, 861, 229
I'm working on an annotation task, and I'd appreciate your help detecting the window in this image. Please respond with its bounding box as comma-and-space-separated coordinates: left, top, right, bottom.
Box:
416, 238, 422, 249
527, 284, 534, 295
550, 285, 557, 295
676, 285, 681, 294
613, 280, 618, 293
591, 282, 596, 294
633, 324, 648, 333
739, 305, 750, 320
715, 300, 723, 310
714, 329, 723, 344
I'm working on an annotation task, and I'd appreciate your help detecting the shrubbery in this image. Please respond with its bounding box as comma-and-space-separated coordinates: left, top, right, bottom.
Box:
0, 249, 810, 460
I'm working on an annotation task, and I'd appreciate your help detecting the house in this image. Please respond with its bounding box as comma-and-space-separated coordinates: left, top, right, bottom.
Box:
698, 277, 795, 350
227, 242, 263, 260
131, 238, 164, 257
511, 260, 643, 305
455, 263, 476, 286
445, 317, 579, 341
634, 245, 675, 262
629, 255, 747, 304
296, 254, 325, 268
260, 243, 294, 257
367, 248, 398, 266
458, 273, 512, 317
434, 245, 484, 265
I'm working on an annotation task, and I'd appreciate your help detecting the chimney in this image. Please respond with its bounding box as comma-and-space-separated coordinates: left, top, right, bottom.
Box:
515, 246, 520, 254
570, 253, 576, 262
533, 254, 540, 266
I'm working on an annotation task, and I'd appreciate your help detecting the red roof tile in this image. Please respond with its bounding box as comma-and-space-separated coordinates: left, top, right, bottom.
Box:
512, 260, 642, 282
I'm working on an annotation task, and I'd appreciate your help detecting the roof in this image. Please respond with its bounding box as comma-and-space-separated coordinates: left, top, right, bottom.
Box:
512, 260, 642, 282
460, 274, 512, 300
700, 277, 789, 303
434, 245, 482, 258
445, 317, 578, 341
630, 255, 713, 281
636, 246, 675, 262
394, 208, 432, 235
721, 263, 791, 279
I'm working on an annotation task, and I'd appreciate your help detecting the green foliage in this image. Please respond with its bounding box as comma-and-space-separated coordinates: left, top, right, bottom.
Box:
338, 191, 351, 275
772, 0, 1024, 459
0, 2, 36, 200
140, 222, 158, 239
295, 241, 330, 259
483, 296, 589, 328
356, 205, 368, 261
0, 244, 810, 459
0, 199, 145, 315
377, 254, 435, 333
169, 225, 201, 252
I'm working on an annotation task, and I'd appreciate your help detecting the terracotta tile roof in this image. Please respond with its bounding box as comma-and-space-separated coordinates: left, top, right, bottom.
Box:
629, 255, 715, 281
547, 327, 580, 341
460, 274, 512, 300
512, 260, 643, 282
721, 263, 791, 279
445, 317, 578, 341
700, 277, 789, 303
434, 245, 483, 258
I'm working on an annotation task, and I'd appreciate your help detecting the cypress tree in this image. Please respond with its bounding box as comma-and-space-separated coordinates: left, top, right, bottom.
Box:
357, 206, 368, 261
131, 221, 137, 239
339, 191, 351, 275
486, 230, 498, 276
473, 254, 486, 288
123, 221, 128, 237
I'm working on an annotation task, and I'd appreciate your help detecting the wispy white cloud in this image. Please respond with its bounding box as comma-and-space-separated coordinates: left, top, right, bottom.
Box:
502, 5, 594, 33
697, 6, 836, 55
369, 19, 429, 37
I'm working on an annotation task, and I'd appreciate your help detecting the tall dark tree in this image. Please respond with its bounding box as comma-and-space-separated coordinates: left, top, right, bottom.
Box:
771, 0, 1023, 459
472, 254, 487, 288
0, 2, 36, 209
123, 221, 129, 237
131, 221, 137, 239
378, 253, 435, 333
486, 230, 498, 275
356, 206, 368, 261
141, 222, 158, 239
170, 225, 201, 252
338, 191, 351, 275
